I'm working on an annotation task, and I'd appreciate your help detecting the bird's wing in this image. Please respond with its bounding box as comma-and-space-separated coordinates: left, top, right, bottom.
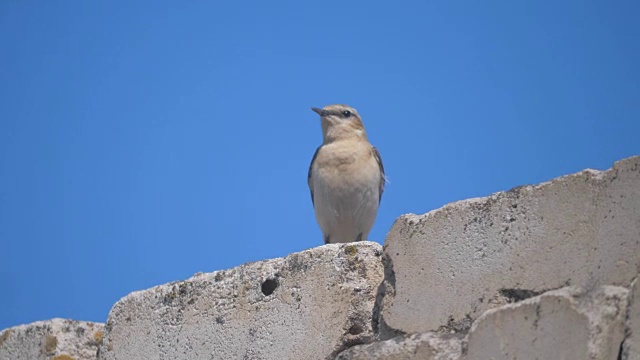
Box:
372, 147, 385, 203
308, 146, 322, 206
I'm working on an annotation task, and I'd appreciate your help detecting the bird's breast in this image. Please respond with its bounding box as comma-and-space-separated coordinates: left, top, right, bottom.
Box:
312, 142, 379, 189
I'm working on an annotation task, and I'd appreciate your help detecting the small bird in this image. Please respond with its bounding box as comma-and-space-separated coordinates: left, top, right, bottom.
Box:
308, 104, 385, 244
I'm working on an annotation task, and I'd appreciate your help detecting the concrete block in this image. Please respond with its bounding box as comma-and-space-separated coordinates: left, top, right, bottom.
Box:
335, 332, 462, 360
465, 286, 628, 360
382, 156, 640, 334
98, 242, 384, 360
0, 318, 104, 360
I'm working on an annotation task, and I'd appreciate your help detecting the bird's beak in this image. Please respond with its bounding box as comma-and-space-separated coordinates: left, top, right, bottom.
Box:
311, 107, 326, 116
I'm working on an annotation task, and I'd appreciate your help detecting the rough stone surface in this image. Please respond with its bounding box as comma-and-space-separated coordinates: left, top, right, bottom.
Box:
382, 156, 640, 334
623, 278, 640, 360
0, 318, 104, 360
98, 242, 384, 360
465, 285, 628, 360
335, 332, 462, 360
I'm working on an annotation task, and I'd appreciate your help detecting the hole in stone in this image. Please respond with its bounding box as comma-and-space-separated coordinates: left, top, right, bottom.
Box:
348, 324, 364, 335
261, 278, 278, 296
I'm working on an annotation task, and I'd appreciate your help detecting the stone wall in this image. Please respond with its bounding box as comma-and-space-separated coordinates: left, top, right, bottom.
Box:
1, 155, 638, 359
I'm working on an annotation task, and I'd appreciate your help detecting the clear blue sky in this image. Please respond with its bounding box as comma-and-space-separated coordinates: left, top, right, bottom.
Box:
1, 1, 638, 329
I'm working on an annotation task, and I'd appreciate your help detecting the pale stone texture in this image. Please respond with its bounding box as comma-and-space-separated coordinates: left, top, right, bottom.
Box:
465, 286, 628, 360
98, 242, 384, 360
623, 278, 640, 360
335, 332, 462, 360
0, 318, 104, 360
382, 156, 640, 334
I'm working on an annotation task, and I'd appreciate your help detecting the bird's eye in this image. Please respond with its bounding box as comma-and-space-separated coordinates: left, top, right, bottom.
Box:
342, 110, 352, 118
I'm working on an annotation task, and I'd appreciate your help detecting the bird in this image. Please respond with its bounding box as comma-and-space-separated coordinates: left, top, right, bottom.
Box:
307, 104, 385, 244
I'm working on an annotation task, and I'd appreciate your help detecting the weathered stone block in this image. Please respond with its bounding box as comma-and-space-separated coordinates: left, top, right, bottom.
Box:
465, 286, 628, 360
0, 318, 104, 360
98, 242, 384, 360
382, 156, 640, 334
622, 278, 640, 360
335, 332, 462, 360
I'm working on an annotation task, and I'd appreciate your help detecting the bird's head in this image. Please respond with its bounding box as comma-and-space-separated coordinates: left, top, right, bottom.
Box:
311, 104, 367, 143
